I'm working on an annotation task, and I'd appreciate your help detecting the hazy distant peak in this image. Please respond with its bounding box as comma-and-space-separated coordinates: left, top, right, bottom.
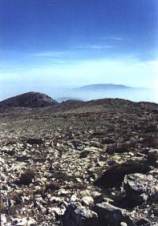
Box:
78, 84, 132, 91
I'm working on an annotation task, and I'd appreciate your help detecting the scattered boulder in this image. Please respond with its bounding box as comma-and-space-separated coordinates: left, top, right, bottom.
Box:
80, 150, 90, 158
62, 203, 98, 226
94, 202, 136, 226
135, 218, 151, 226
101, 137, 115, 144
147, 149, 158, 166
123, 173, 158, 205
143, 135, 158, 148
81, 196, 94, 206
62, 202, 136, 226
15, 169, 35, 186
16, 155, 30, 162
95, 160, 151, 188
44, 182, 60, 192
26, 138, 44, 145
106, 143, 131, 154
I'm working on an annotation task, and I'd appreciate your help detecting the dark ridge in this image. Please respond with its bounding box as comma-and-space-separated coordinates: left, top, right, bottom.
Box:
0, 92, 58, 108
86, 98, 134, 106
0, 92, 157, 112
60, 99, 85, 108
138, 101, 158, 112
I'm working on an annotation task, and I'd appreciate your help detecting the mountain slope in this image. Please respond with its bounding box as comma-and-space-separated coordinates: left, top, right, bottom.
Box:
0, 96, 158, 226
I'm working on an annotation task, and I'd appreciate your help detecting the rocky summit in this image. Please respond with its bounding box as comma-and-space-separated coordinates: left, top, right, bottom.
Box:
0, 92, 57, 108
0, 96, 158, 226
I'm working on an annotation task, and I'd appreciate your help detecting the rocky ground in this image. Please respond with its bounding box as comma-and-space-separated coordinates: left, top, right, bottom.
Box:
0, 98, 158, 226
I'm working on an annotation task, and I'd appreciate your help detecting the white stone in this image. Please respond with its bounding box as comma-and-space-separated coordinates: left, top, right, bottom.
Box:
91, 191, 101, 198
70, 194, 78, 202
81, 196, 94, 206
1, 214, 7, 224
120, 222, 127, 226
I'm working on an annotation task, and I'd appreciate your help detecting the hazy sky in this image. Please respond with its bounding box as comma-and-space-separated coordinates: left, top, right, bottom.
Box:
0, 0, 158, 100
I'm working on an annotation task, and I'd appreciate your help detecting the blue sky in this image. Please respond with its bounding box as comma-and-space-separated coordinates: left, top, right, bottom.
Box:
0, 0, 158, 100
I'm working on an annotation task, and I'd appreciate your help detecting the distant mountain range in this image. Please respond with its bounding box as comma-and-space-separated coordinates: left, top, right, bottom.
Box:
0, 91, 157, 113
0, 84, 152, 108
